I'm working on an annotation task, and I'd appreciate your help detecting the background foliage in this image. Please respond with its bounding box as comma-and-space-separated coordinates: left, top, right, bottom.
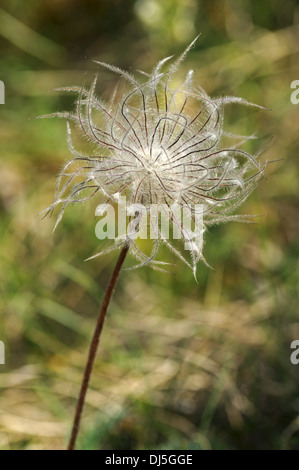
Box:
0, 0, 299, 450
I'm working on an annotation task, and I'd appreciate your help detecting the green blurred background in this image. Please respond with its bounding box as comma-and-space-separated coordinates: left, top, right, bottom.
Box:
0, 0, 299, 450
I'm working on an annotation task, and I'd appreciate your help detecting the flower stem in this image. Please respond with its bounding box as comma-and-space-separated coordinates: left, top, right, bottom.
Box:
67, 243, 129, 450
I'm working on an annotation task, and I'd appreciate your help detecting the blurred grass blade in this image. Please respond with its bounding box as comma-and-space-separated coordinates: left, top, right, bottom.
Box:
0, 8, 65, 66
36, 298, 90, 337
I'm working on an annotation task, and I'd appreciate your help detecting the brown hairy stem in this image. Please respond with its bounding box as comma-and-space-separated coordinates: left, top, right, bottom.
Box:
68, 243, 130, 450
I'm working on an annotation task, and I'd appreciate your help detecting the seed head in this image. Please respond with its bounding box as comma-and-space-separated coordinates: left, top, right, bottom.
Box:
42, 38, 266, 277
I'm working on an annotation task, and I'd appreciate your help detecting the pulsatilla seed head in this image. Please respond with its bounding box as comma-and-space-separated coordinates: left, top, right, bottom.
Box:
42, 37, 267, 277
